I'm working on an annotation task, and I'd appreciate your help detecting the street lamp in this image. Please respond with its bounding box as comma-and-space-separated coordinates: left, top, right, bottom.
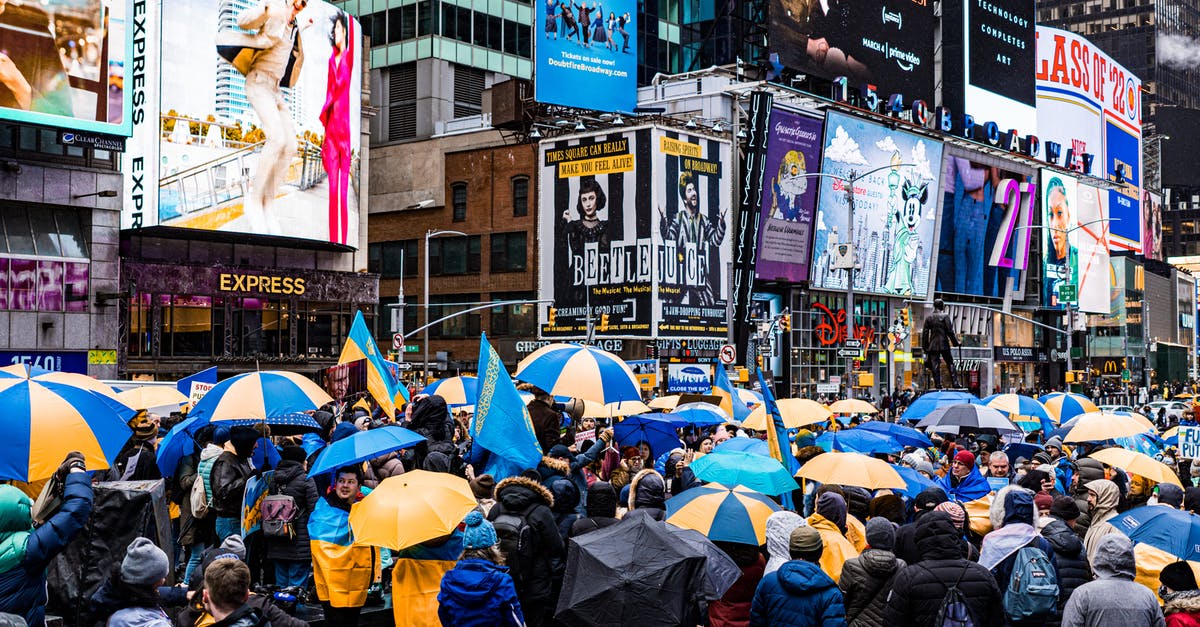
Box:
424, 228, 467, 382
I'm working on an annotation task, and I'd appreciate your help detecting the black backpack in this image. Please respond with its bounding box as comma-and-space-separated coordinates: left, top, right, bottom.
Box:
492, 504, 537, 589
923, 563, 977, 627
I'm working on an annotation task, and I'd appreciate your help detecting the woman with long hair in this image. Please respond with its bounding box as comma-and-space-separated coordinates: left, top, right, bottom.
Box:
320, 11, 355, 245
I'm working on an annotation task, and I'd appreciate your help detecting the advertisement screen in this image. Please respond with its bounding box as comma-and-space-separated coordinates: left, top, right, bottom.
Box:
767, 0, 937, 103
0, 0, 131, 135
1075, 182, 1110, 314
538, 128, 653, 338
1143, 190, 1162, 261
754, 109, 823, 283
1041, 171, 1077, 309
1105, 119, 1142, 251
667, 363, 712, 394
810, 111, 944, 298
535, 0, 636, 112
654, 130, 732, 338
958, 0, 1036, 132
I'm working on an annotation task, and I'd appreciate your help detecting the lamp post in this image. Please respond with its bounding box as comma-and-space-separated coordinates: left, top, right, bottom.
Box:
424, 229, 467, 383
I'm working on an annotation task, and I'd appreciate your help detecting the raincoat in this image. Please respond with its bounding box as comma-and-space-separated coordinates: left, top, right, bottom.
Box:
805, 513, 859, 584
1060, 534, 1165, 626
1082, 479, 1121, 564
764, 511, 805, 574
437, 558, 524, 627
309, 493, 378, 608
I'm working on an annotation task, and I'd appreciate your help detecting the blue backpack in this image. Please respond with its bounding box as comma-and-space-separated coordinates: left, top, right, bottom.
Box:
1003, 545, 1059, 621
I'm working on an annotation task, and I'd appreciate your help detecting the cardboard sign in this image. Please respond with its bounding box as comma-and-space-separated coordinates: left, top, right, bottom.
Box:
1180, 426, 1200, 460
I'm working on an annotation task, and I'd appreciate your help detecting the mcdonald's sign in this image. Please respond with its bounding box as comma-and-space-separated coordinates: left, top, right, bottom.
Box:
1091, 357, 1125, 375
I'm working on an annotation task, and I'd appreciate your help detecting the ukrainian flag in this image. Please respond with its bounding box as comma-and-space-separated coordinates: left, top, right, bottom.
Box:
712, 359, 751, 423
339, 310, 410, 417
309, 498, 377, 608
472, 332, 542, 480
758, 369, 799, 510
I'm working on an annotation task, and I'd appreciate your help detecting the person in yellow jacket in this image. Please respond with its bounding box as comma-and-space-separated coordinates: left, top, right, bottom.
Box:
806, 491, 859, 583
310, 466, 378, 627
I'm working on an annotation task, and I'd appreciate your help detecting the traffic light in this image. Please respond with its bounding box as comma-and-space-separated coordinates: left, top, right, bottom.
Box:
900, 308, 910, 327
548, 307, 556, 326
599, 313, 610, 332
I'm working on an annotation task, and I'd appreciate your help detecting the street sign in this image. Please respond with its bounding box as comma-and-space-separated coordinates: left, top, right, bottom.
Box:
1181, 426, 1200, 460
719, 344, 736, 365
1058, 283, 1077, 302
844, 339, 862, 348
405, 345, 420, 353
837, 348, 863, 358
392, 333, 404, 350
830, 375, 841, 386
816, 383, 839, 393
392, 362, 413, 370
1121, 368, 1132, 382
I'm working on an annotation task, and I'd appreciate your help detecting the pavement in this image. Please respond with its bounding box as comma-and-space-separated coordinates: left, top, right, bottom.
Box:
301, 597, 394, 626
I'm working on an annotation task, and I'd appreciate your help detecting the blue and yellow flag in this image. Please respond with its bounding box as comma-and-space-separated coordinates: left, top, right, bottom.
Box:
713, 359, 751, 423
473, 332, 542, 480
758, 369, 799, 510
339, 310, 410, 417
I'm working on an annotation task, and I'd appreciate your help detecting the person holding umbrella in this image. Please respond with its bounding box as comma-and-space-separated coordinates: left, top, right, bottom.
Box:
438, 511, 525, 626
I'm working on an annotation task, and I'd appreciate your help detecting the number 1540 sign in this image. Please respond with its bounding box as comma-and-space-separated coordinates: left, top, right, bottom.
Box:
1179, 426, 1200, 460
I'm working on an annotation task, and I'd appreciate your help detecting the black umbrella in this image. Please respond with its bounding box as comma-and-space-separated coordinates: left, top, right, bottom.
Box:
915, 403, 1021, 434
555, 516, 708, 626
667, 526, 741, 601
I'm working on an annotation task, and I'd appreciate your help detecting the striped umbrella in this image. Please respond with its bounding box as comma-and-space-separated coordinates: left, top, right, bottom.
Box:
582, 399, 652, 418
669, 402, 731, 427
648, 395, 683, 410
1039, 392, 1099, 423
0, 378, 136, 481
1062, 411, 1153, 443
983, 393, 1056, 433
0, 364, 125, 401
423, 376, 478, 406
514, 343, 641, 403
189, 371, 333, 422
665, 483, 781, 545
116, 386, 190, 411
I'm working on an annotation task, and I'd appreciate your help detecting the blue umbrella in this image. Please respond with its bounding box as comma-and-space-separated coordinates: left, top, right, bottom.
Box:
308, 426, 426, 477
816, 429, 902, 454
155, 416, 206, 477
714, 437, 771, 457
514, 343, 642, 403
901, 391, 980, 422
1112, 433, 1165, 457
1003, 442, 1045, 463
670, 403, 730, 427
688, 450, 799, 496
857, 421, 933, 448
301, 432, 326, 458
1112, 505, 1200, 561
893, 465, 938, 498
614, 414, 686, 459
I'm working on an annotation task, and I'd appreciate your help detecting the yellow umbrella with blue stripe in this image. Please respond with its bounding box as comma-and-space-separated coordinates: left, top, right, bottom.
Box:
423, 376, 478, 406
665, 483, 781, 545
514, 343, 641, 403
188, 371, 333, 422
1039, 392, 1099, 423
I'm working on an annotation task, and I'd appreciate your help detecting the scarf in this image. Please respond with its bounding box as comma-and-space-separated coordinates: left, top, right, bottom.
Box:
979, 522, 1037, 570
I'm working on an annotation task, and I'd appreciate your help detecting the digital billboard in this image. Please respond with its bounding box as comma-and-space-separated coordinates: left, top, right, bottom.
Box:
1143, 190, 1163, 261
1041, 171, 1077, 309
535, 0, 636, 112
810, 111, 944, 298
122, 0, 362, 247
935, 148, 1035, 299
767, 0, 937, 103
1075, 182, 1111, 314
943, 0, 1036, 133
754, 108, 823, 283
1104, 117, 1142, 251
1041, 171, 1110, 313
0, 0, 131, 135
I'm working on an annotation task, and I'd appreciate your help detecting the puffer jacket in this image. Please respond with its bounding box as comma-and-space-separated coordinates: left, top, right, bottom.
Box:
1083, 479, 1121, 563
623, 469, 667, 522
437, 558, 524, 627
839, 548, 906, 627
806, 513, 859, 584
568, 482, 618, 538
264, 459, 319, 563
106, 605, 170, 627
1060, 534, 1165, 626
1040, 518, 1091, 610
1165, 590, 1200, 627
884, 512, 1004, 627
363, 452, 404, 489
209, 450, 253, 518
749, 559, 846, 627
487, 476, 563, 604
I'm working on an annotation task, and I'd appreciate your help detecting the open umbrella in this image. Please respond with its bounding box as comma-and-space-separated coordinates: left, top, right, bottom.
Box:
1062, 411, 1153, 443
555, 516, 708, 626
794, 451, 906, 490
155, 415, 205, 478
308, 426, 425, 477
816, 429, 902, 454
983, 393, 1056, 433
915, 404, 1022, 434
1003, 442, 1045, 464
1112, 505, 1200, 561
742, 398, 832, 430
116, 386, 190, 411
1111, 433, 1166, 456
688, 450, 799, 496
422, 376, 478, 406
665, 483, 781, 545
893, 465, 938, 497
1039, 392, 1099, 423
189, 371, 333, 423
515, 343, 641, 403
648, 395, 682, 410
669, 402, 730, 427
613, 414, 685, 458
582, 399, 652, 418
713, 437, 770, 457
735, 388, 764, 409
829, 399, 879, 414
901, 390, 979, 422
667, 527, 741, 601
856, 421, 933, 448
1088, 447, 1181, 486
348, 470, 477, 550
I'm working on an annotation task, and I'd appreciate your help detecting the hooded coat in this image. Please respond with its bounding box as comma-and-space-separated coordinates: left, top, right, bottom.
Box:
807, 493, 859, 584
264, 459, 319, 563
1164, 590, 1200, 627
894, 487, 949, 565
623, 469, 667, 522
1083, 479, 1121, 564
884, 512, 1004, 627
765, 511, 806, 574
437, 558, 525, 627
487, 475, 563, 604
1060, 534, 1165, 627
839, 548, 906, 627
549, 479, 581, 541
569, 482, 618, 538
981, 486, 1059, 605
749, 560, 847, 627
1040, 517, 1091, 611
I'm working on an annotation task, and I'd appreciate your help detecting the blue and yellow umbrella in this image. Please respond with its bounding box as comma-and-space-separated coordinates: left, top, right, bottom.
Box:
1039, 392, 1099, 423
665, 483, 781, 545
983, 393, 1056, 433
0, 378, 135, 481
423, 376, 478, 406
514, 343, 641, 403
189, 371, 333, 422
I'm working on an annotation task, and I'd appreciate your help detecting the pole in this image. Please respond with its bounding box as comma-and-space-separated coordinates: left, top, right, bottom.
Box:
398, 254, 405, 365
423, 231, 430, 384
845, 176, 856, 400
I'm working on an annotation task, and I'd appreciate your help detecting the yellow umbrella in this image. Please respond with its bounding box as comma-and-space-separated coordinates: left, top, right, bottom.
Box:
115, 386, 189, 411
829, 399, 878, 414
348, 470, 477, 550
582, 399, 652, 418
648, 395, 683, 410
794, 451, 906, 490
0, 365, 124, 400
1063, 411, 1154, 443
1089, 448, 1182, 487
742, 398, 833, 430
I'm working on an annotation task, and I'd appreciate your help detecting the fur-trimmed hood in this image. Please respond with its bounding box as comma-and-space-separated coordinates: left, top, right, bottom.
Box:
628, 469, 666, 511
540, 455, 571, 475
495, 475, 554, 511
989, 485, 1037, 529
1165, 590, 1200, 616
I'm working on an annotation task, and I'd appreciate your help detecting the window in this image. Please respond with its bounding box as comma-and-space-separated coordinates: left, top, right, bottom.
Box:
490, 291, 536, 336
430, 293, 481, 337
418, 0, 437, 36
511, 176, 529, 216
429, 235, 481, 275
368, 240, 418, 278
451, 182, 468, 221
490, 232, 527, 272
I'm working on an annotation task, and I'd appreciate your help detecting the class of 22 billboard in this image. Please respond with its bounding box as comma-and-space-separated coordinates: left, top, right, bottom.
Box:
535, 0, 636, 112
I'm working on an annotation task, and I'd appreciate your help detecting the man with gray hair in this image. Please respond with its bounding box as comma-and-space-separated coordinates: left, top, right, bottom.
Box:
985, 451, 1013, 484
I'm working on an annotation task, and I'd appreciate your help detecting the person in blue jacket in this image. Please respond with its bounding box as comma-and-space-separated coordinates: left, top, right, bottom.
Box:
937, 449, 992, 503
438, 510, 524, 627
750, 525, 846, 627
0, 452, 94, 627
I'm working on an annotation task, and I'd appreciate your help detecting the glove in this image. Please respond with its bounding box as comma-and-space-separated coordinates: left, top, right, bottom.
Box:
51, 451, 86, 491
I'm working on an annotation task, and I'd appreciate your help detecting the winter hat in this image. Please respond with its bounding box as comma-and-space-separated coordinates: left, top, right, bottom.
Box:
120, 537, 170, 586
470, 474, 496, 500
913, 459, 936, 477
331, 422, 359, 443
1044, 436, 1063, 451
914, 486, 949, 511
788, 525, 823, 555
934, 501, 966, 527
461, 511, 498, 550
1162, 561, 1199, 592
280, 445, 307, 464
129, 411, 157, 440
1049, 495, 1081, 521
869, 494, 905, 525
954, 449, 976, 467
1032, 451, 1052, 465
865, 517, 896, 551
547, 444, 572, 460
815, 492, 848, 533
1158, 483, 1185, 508
1033, 491, 1054, 513
212, 424, 231, 446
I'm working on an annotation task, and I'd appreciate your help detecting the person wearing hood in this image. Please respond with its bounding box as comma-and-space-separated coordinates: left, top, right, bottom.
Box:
539, 431, 610, 513
438, 511, 524, 626
1083, 478, 1122, 563
624, 469, 668, 522
806, 492, 859, 583
895, 486, 948, 565
179, 425, 221, 586
519, 384, 566, 455
938, 449, 993, 503
750, 526, 847, 627
90, 537, 172, 627
885, 512, 1003, 626
979, 485, 1060, 620
405, 395, 461, 472
310, 466, 378, 627
487, 473, 563, 627
840, 518, 906, 626
1071, 457, 1107, 537
1040, 496, 1090, 616
265, 445, 319, 589
549, 479, 581, 541
764, 511, 806, 574
1160, 561, 1200, 627
569, 482, 618, 538
1060, 534, 1165, 626
210, 425, 259, 542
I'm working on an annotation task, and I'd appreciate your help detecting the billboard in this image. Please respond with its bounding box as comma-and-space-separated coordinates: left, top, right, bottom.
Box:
535, 0, 636, 112
943, 0, 1036, 133
810, 111, 944, 298
0, 0, 132, 135
1075, 182, 1111, 314
754, 108, 824, 283
1041, 171, 1110, 313
666, 363, 712, 394
1041, 172, 1076, 309
1144, 190, 1163, 261
935, 148, 1035, 299
767, 0, 937, 103
122, 0, 363, 247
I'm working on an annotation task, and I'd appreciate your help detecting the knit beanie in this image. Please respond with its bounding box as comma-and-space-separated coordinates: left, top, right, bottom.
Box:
462, 511, 498, 550
1049, 495, 1081, 521
914, 486, 948, 511
865, 517, 896, 551
1161, 560, 1199, 592
934, 501, 966, 527
120, 537, 170, 586
789, 525, 823, 554
1033, 491, 1054, 513
280, 445, 307, 464
1044, 436, 1063, 451
954, 449, 976, 467
471, 474, 496, 500
1158, 483, 1185, 508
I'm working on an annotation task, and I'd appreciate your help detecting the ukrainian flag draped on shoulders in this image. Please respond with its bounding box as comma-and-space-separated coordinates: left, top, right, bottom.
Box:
713, 359, 751, 423
472, 332, 542, 481
757, 369, 799, 510
309, 496, 378, 608
936, 457, 995, 535
339, 310, 410, 417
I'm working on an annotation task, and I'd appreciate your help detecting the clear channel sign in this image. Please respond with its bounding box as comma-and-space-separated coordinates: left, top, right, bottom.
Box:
1180, 426, 1200, 460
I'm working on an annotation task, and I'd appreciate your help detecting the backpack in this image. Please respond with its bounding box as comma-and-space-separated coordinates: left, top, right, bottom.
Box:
190, 456, 217, 520
924, 563, 977, 627
1003, 545, 1059, 621
261, 475, 299, 539
492, 505, 536, 588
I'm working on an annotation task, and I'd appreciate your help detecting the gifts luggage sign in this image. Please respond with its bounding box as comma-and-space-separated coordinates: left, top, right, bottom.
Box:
1180, 426, 1200, 460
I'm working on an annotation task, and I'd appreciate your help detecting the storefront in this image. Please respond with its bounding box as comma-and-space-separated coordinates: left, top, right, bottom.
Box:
786, 291, 903, 399
993, 346, 1044, 393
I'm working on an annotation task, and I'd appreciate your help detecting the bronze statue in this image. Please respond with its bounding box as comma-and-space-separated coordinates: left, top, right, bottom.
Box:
921, 298, 959, 388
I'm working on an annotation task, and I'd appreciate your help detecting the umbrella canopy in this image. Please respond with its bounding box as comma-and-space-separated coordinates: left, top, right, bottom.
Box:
1112, 505, 1200, 561
117, 386, 189, 411
915, 403, 1022, 434
667, 526, 741, 601
900, 390, 980, 422
816, 429, 902, 454
1054, 410, 1156, 435
829, 399, 879, 414
422, 376, 478, 406
1039, 392, 1099, 423
742, 398, 833, 430
665, 483, 781, 545
689, 450, 799, 496
1112, 433, 1165, 457
308, 426, 425, 477
1003, 442, 1045, 463
348, 470, 477, 550
983, 394, 1056, 433
613, 414, 685, 458
735, 388, 764, 409
713, 437, 770, 457
857, 421, 933, 448
155, 415, 205, 478
669, 402, 731, 427
31, 371, 124, 400
515, 343, 641, 403
893, 464, 938, 497
555, 516, 708, 626
794, 451, 907, 490
0, 378, 136, 481
648, 395, 682, 410
1062, 411, 1153, 443
1088, 447, 1181, 486
582, 399, 652, 418
189, 371, 333, 422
